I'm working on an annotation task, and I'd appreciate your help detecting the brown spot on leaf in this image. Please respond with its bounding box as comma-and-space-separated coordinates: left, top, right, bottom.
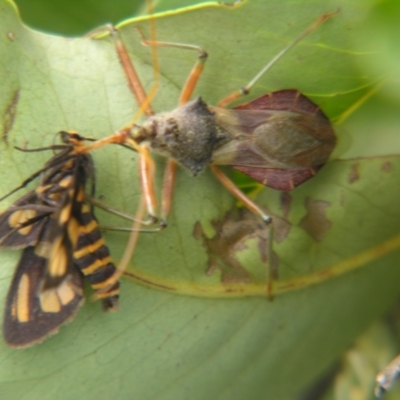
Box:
348, 162, 360, 184
280, 192, 292, 219
194, 209, 279, 284
272, 215, 291, 244
192, 221, 204, 241
382, 161, 392, 172
299, 198, 332, 241
2, 89, 20, 145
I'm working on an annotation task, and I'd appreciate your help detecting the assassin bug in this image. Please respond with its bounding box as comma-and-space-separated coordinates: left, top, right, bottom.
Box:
83, 6, 337, 291
0, 131, 120, 348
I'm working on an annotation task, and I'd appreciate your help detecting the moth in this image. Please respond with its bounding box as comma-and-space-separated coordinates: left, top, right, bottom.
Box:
0, 131, 119, 348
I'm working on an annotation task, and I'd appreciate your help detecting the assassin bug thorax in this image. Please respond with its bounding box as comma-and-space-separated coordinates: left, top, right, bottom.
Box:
0, 131, 120, 348
83, 7, 337, 292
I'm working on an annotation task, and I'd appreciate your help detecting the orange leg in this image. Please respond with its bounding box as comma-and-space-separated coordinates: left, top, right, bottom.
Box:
217, 11, 338, 108
109, 25, 154, 117
210, 166, 271, 223
79, 130, 128, 153
104, 0, 159, 118
135, 32, 209, 225
178, 48, 207, 105
80, 135, 159, 225
135, 27, 208, 106
138, 146, 158, 222
95, 194, 147, 298
87, 195, 158, 229
160, 160, 178, 226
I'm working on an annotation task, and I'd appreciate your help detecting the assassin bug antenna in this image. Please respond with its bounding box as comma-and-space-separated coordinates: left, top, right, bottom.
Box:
218, 10, 339, 107
84, 6, 337, 298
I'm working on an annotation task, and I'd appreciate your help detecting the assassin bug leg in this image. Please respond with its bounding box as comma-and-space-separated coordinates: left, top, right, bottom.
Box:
136, 25, 208, 106
109, 25, 154, 117
134, 28, 208, 226
86, 195, 159, 230
209, 165, 271, 224
94, 194, 146, 300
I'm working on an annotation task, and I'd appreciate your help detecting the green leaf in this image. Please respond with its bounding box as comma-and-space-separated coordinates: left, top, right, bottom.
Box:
13, 0, 145, 35
1, 0, 400, 399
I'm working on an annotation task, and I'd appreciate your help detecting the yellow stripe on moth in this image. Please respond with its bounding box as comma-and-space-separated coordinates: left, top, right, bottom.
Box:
59, 202, 73, 225
96, 288, 119, 299
68, 218, 80, 248
79, 219, 98, 234
8, 209, 36, 235
48, 237, 69, 278
40, 280, 80, 313
80, 256, 112, 275
73, 237, 105, 259
14, 273, 30, 323
40, 289, 61, 313
61, 160, 74, 171
36, 184, 51, 194
91, 275, 118, 290
76, 188, 85, 202
57, 280, 78, 305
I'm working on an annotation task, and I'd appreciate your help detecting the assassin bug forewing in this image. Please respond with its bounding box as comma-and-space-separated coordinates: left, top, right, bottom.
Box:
210, 89, 336, 191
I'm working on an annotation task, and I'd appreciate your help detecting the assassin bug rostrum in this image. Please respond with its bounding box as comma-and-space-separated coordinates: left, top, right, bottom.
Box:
0, 131, 122, 348
81, 5, 337, 296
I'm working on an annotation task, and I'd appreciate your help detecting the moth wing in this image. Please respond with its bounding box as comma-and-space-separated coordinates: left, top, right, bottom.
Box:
0, 191, 52, 249
3, 246, 84, 348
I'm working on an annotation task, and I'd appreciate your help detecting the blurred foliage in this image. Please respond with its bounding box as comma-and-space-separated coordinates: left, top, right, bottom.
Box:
13, 0, 143, 35
13, 0, 209, 35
